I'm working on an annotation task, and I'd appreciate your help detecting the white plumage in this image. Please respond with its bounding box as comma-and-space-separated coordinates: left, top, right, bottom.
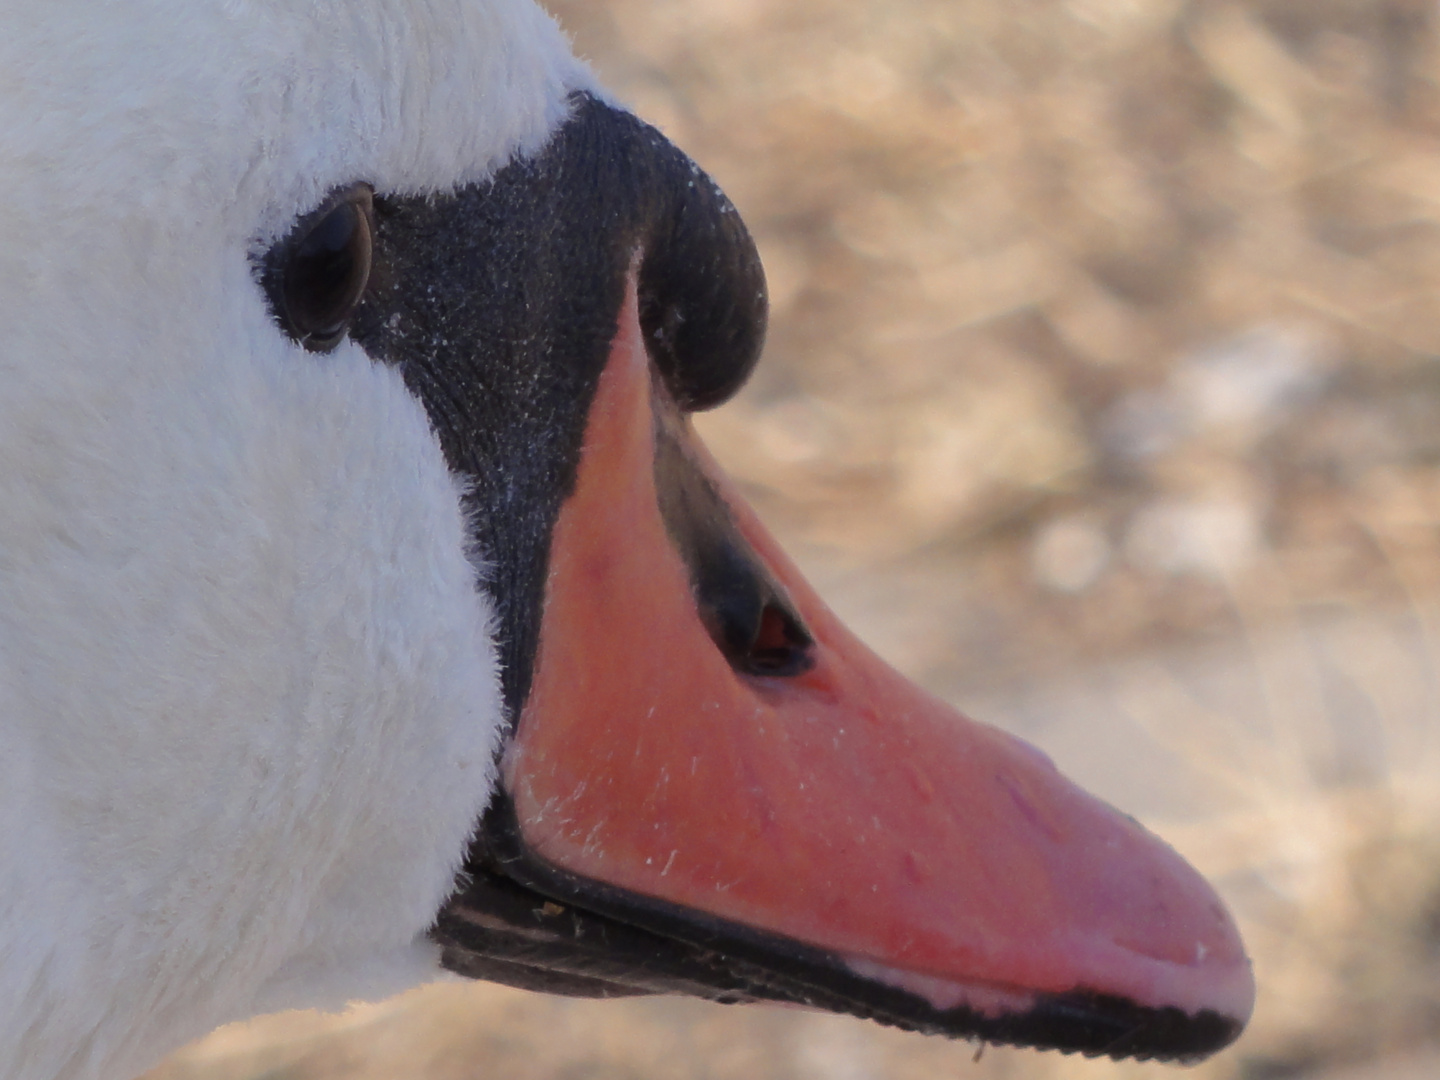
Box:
0, 4, 586, 1077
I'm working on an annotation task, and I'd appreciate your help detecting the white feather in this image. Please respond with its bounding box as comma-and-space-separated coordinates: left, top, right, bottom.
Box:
0, 3, 595, 1078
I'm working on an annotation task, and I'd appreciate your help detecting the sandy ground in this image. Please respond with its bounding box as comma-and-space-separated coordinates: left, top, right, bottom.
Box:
145, 1, 1440, 1078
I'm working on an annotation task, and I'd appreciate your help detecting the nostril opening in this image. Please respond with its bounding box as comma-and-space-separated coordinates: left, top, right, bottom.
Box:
738, 601, 814, 678
653, 396, 811, 679
687, 530, 815, 680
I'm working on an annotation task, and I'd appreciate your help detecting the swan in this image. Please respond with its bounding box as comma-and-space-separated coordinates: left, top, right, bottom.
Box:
0, 3, 1254, 1079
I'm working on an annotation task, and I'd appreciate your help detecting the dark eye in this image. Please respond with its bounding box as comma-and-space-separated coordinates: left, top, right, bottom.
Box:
278, 184, 374, 351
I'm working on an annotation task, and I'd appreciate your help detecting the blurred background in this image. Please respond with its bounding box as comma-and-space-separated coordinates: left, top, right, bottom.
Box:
149, 1, 1440, 1078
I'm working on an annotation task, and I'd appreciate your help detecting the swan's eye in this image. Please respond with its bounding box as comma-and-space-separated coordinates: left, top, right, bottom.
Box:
279, 184, 374, 351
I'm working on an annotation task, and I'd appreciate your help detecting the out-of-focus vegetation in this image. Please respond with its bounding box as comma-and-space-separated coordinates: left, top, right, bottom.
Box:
148, 2, 1440, 1079
577, 0, 1440, 688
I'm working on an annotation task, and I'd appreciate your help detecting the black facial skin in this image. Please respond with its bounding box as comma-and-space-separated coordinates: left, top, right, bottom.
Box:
346, 95, 768, 719
257, 93, 1242, 1063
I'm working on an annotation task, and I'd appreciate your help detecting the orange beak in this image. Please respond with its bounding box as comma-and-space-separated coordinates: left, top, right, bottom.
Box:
487, 272, 1252, 1057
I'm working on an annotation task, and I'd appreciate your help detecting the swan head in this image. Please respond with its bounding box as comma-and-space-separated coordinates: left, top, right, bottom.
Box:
0, 4, 1253, 1079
